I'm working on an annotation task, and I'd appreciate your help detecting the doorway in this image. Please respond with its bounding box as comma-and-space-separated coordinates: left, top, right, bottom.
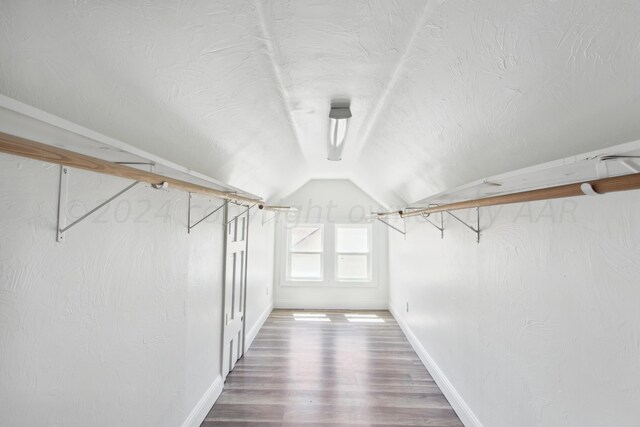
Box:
221, 202, 250, 380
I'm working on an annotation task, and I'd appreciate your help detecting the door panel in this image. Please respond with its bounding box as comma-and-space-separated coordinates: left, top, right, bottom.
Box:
222, 203, 249, 380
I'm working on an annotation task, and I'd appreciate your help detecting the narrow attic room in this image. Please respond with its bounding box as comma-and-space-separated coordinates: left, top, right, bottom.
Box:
1, 1, 639, 426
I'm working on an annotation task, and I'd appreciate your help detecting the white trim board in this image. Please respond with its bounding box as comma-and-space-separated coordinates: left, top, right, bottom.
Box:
411, 136, 640, 207
180, 375, 223, 427
275, 299, 387, 310
0, 94, 259, 198
389, 303, 484, 427
245, 302, 273, 351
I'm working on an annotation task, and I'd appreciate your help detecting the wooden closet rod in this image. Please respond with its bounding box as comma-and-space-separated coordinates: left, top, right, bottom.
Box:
0, 131, 262, 205
394, 172, 640, 218
258, 204, 294, 211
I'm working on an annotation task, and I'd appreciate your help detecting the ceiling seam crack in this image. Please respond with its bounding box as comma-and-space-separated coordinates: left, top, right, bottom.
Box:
353, 1, 436, 156
253, 0, 305, 158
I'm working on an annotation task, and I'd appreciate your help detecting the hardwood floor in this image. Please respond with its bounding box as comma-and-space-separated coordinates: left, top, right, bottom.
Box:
202, 310, 463, 426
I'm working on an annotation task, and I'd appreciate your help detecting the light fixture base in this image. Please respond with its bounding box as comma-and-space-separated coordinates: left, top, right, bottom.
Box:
329, 106, 352, 119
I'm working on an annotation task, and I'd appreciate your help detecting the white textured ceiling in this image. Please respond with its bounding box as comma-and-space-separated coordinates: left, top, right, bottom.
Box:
1, 0, 640, 206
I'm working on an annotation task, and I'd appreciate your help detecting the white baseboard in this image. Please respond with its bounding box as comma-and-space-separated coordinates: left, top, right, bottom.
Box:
389, 304, 483, 427
180, 375, 223, 427
182, 303, 272, 427
274, 299, 387, 310
246, 301, 273, 350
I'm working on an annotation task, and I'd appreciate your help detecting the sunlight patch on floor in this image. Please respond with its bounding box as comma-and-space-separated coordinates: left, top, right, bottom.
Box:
345, 313, 385, 323
293, 313, 330, 322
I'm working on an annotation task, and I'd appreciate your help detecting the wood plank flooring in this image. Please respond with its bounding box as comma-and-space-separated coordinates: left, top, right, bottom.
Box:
202, 310, 463, 426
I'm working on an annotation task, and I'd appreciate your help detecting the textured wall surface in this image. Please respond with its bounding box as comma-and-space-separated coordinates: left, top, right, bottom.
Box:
388, 192, 640, 426
0, 153, 274, 426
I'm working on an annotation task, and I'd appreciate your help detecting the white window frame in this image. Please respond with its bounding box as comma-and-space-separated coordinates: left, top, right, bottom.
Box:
286, 223, 324, 281
334, 223, 372, 282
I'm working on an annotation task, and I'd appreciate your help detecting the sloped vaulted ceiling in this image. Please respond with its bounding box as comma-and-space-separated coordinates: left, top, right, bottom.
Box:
1, 1, 640, 206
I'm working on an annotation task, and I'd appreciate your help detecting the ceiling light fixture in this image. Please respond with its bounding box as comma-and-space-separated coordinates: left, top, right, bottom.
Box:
327, 105, 351, 161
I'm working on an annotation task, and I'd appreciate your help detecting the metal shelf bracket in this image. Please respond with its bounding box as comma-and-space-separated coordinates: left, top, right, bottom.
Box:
227, 204, 255, 225
446, 207, 480, 244
600, 155, 640, 174
188, 193, 229, 233
422, 211, 444, 239
56, 166, 140, 242
377, 217, 406, 236
261, 210, 282, 225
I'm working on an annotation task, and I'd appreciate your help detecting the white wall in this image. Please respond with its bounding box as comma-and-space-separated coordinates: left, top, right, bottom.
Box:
0, 153, 274, 427
245, 210, 275, 348
388, 193, 640, 427
273, 179, 389, 309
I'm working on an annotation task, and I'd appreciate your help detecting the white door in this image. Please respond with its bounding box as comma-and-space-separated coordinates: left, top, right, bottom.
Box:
221, 203, 249, 380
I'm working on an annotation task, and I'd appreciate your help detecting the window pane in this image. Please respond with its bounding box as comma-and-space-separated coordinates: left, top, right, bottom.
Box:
336, 227, 368, 253
336, 254, 369, 280
290, 253, 322, 279
290, 226, 322, 252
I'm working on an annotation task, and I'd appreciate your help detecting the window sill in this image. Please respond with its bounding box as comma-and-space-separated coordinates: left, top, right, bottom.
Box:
280, 280, 378, 288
